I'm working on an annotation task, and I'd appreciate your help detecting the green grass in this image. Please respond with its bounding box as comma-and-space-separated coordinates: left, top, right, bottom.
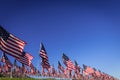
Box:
0, 78, 55, 80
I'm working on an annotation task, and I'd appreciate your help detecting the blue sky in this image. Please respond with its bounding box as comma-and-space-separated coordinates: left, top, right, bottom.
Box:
0, 0, 120, 79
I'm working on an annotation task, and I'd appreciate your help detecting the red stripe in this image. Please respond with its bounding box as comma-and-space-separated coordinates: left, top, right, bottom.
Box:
7, 39, 24, 51
0, 42, 21, 58
5, 39, 23, 52
17, 53, 33, 66
9, 35, 25, 49
40, 51, 48, 59
17, 58, 29, 66
41, 60, 50, 66
40, 46, 50, 69
66, 60, 75, 70
9, 37, 25, 48
40, 54, 48, 59
42, 60, 50, 66
58, 65, 64, 72
0, 34, 25, 59
10, 34, 26, 44
0, 47, 20, 59
1, 39, 23, 55
1, 41, 22, 56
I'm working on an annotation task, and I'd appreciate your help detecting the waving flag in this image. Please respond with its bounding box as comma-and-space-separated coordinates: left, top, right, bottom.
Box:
58, 61, 64, 72
62, 53, 75, 71
74, 60, 80, 73
94, 69, 101, 77
83, 64, 87, 70
17, 51, 33, 66
0, 26, 26, 59
39, 43, 50, 69
83, 64, 94, 74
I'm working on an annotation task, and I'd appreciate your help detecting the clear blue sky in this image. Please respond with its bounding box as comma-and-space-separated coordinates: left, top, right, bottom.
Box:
0, 0, 120, 79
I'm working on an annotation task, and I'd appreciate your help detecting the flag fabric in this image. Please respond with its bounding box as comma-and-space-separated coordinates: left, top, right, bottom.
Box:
83, 64, 94, 74
62, 53, 75, 71
0, 26, 26, 59
95, 70, 101, 77
51, 65, 55, 75
58, 61, 64, 72
17, 52, 33, 66
86, 66, 94, 74
74, 60, 80, 73
30, 63, 35, 75
74, 60, 78, 66
82, 69, 89, 76
82, 64, 89, 76
74, 60, 80, 70
83, 64, 87, 70
39, 43, 50, 69
1, 53, 12, 68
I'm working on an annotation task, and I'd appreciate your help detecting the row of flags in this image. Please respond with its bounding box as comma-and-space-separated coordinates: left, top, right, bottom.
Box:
0, 59, 40, 77
0, 26, 118, 80
39, 43, 118, 80
0, 26, 33, 66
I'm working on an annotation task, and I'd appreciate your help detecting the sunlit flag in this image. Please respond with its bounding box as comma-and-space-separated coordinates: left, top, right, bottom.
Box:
82, 69, 89, 76
58, 61, 64, 72
83, 64, 94, 74
74, 60, 80, 73
39, 43, 50, 69
62, 53, 75, 71
30, 63, 35, 74
51, 65, 56, 76
0, 26, 26, 59
17, 51, 33, 66
95, 70, 101, 77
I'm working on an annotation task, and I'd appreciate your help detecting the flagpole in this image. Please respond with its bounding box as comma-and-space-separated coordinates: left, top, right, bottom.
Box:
39, 43, 42, 76
10, 67, 13, 78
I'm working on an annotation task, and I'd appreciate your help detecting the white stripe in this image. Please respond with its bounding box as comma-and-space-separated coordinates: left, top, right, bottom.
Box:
2, 39, 23, 53
10, 34, 25, 44
17, 53, 33, 66
8, 37, 25, 49
1, 41, 22, 55
9, 36, 25, 47
1, 46, 20, 58
7, 39, 24, 50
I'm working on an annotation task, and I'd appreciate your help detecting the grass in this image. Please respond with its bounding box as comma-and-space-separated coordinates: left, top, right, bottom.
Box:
0, 78, 56, 80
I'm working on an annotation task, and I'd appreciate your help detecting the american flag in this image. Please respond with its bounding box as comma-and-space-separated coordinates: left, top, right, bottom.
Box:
1, 53, 12, 68
30, 63, 35, 74
17, 52, 33, 66
40, 43, 50, 69
0, 26, 26, 59
82, 69, 89, 76
51, 65, 55, 75
62, 53, 75, 71
95, 70, 101, 77
74, 60, 80, 72
58, 61, 64, 72
83, 64, 94, 74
